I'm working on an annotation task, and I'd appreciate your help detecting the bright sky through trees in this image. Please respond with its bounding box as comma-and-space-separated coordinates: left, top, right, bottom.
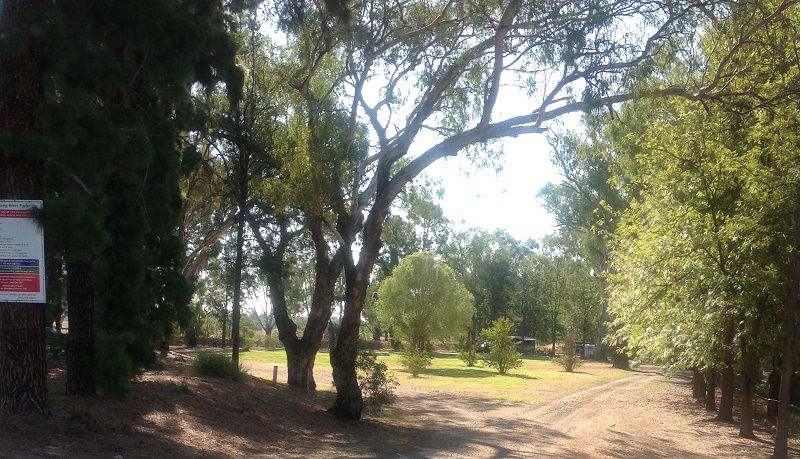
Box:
424, 133, 561, 242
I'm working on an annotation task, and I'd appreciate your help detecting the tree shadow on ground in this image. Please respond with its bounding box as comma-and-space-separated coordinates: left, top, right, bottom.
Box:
405, 367, 539, 380
413, 367, 497, 378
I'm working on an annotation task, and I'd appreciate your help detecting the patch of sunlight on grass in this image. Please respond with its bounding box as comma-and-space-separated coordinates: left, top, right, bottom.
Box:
231, 349, 630, 403
379, 352, 631, 403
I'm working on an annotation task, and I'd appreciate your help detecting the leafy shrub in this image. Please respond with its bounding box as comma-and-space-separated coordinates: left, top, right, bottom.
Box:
480, 318, 522, 375
356, 351, 398, 414
458, 345, 478, 367
399, 349, 432, 377
259, 334, 283, 350
553, 331, 583, 372
193, 352, 245, 382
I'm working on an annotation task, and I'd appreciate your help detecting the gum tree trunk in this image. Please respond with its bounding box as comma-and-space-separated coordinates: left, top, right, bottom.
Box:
329, 275, 366, 420
705, 368, 717, 412
718, 327, 735, 422
767, 365, 780, 419
254, 216, 338, 391
691, 368, 706, 400
0, 0, 49, 416
738, 341, 758, 438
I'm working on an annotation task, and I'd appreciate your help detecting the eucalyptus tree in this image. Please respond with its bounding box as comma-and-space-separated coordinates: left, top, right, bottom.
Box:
539, 126, 627, 361
443, 229, 530, 336
275, 0, 753, 419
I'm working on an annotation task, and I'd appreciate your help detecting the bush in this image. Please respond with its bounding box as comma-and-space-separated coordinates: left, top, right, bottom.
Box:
260, 334, 283, 350
553, 331, 583, 372
399, 349, 432, 377
480, 318, 522, 375
356, 351, 398, 414
193, 352, 245, 382
458, 346, 478, 367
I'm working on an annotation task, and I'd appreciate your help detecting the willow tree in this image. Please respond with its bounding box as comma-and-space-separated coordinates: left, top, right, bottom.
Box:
375, 252, 473, 352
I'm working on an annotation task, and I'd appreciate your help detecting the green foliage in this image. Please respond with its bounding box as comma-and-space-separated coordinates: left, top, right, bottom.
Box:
357, 339, 384, 351
193, 353, 245, 382
458, 347, 479, 367
356, 352, 398, 414
553, 332, 583, 372
258, 334, 284, 350
0, 0, 242, 397
480, 318, 523, 375
93, 330, 134, 397
399, 349, 433, 377
443, 230, 531, 334
600, 1, 799, 378
376, 252, 474, 353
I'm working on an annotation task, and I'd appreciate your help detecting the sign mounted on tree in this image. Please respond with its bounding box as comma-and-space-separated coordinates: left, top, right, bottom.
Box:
0, 200, 46, 303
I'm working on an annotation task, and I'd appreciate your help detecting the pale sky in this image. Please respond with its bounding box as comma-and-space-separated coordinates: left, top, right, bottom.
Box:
422, 133, 561, 243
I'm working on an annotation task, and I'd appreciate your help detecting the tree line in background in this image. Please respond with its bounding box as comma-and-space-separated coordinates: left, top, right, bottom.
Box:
1, 0, 797, 456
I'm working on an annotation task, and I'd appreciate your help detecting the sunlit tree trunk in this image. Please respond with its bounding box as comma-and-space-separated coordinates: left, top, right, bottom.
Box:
691, 368, 706, 400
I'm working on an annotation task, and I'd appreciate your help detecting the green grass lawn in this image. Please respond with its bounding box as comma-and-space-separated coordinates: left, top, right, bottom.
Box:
234, 349, 630, 403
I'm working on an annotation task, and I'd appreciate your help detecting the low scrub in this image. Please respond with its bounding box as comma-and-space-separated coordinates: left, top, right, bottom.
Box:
553, 332, 583, 372
399, 349, 432, 377
356, 351, 398, 414
480, 318, 522, 375
358, 338, 385, 351
458, 347, 478, 367
193, 352, 245, 382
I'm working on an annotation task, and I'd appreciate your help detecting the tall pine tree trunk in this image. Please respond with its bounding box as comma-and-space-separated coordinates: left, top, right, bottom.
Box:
65, 259, 95, 396
230, 211, 245, 368
0, 0, 48, 416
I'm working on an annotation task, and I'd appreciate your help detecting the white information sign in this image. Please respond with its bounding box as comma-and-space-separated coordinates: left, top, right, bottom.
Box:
0, 200, 46, 303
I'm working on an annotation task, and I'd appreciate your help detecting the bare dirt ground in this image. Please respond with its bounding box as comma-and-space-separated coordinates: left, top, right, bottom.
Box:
0, 354, 796, 458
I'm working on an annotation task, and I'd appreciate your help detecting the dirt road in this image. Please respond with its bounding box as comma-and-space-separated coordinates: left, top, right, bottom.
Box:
2, 361, 793, 458
376, 370, 789, 458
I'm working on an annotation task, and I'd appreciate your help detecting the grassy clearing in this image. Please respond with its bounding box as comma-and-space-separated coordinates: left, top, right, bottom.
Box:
384, 353, 629, 402
235, 349, 630, 403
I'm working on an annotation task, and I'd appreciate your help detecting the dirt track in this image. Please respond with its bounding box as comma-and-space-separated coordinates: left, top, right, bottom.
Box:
1, 360, 795, 458
375, 370, 792, 458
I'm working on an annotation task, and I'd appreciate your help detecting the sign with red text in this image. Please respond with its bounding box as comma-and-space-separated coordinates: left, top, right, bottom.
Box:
0, 200, 45, 303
